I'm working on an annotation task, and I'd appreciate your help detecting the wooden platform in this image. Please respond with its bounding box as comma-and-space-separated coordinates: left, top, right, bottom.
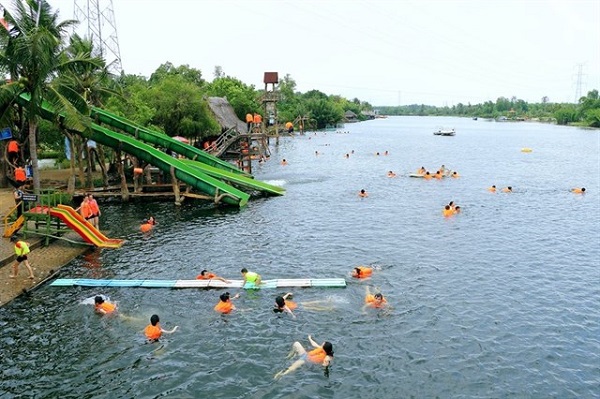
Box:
49, 278, 347, 289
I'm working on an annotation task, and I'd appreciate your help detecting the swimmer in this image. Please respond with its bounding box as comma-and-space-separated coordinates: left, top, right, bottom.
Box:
384, 151, 389, 155
344, 153, 349, 158
274, 293, 298, 318
442, 205, 454, 217
362, 286, 388, 311
454, 205, 461, 214
315, 151, 319, 156
196, 269, 229, 283
144, 314, 178, 342
488, 185, 497, 193
274, 335, 334, 379
241, 268, 262, 287
281, 159, 288, 165
502, 186, 512, 193
140, 216, 157, 233
94, 295, 117, 315
451, 171, 460, 178
387, 170, 397, 178
351, 266, 373, 279
358, 189, 368, 198
423, 171, 432, 180
417, 166, 426, 175
448, 201, 456, 210
434, 171, 443, 179
214, 291, 240, 314
571, 187, 586, 194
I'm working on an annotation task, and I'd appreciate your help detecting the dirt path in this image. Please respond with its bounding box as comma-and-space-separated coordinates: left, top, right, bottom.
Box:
0, 168, 92, 306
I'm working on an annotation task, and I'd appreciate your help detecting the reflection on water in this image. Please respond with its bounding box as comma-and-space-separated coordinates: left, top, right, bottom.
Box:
1, 117, 598, 398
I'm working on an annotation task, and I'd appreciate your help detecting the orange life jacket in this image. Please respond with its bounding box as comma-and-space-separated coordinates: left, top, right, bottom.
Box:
196, 272, 216, 280
365, 294, 387, 308
246, 113, 253, 123
8, 140, 19, 153
140, 223, 153, 233
214, 300, 233, 314
307, 347, 326, 363
96, 302, 116, 314
443, 208, 454, 217
353, 266, 372, 278
89, 199, 100, 214
286, 301, 298, 310
14, 167, 26, 182
80, 202, 92, 218
145, 324, 162, 340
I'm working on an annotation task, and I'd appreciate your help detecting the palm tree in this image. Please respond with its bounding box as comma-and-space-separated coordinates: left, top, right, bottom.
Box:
0, 0, 101, 194
60, 33, 120, 192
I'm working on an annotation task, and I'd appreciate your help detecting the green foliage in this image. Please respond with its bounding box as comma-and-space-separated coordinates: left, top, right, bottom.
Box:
305, 98, 344, 129
149, 62, 205, 87
143, 74, 220, 139
204, 76, 260, 120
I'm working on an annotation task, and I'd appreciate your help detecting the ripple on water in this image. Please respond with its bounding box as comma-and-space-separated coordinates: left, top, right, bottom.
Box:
0, 118, 599, 398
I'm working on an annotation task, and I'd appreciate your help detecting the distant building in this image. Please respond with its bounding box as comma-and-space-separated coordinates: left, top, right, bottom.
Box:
344, 110, 358, 123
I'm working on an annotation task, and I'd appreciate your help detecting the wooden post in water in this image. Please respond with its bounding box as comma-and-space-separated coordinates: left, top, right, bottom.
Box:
170, 166, 181, 206
116, 147, 129, 201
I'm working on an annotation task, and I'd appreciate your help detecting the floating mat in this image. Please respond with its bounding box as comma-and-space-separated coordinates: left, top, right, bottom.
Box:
50, 278, 346, 289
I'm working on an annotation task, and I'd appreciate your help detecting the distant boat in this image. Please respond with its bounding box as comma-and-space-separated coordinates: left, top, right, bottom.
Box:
433, 128, 456, 136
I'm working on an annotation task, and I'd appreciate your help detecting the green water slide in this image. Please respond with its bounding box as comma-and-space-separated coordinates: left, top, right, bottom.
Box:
90, 107, 249, 177
90, 106, 284, 197
87, 124, 250, 207
17, 94, 250, 207
180, 159, 285, 196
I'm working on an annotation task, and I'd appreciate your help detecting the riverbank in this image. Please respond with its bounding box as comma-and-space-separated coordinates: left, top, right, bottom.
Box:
0, 168, 98, 306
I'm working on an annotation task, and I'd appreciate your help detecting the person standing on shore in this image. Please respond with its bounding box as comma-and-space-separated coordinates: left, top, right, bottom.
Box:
9, 235, 34, 279
87, 194, 101, 229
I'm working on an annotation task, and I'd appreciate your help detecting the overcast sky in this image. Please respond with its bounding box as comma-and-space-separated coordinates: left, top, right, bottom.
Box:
52, 0, 599, 107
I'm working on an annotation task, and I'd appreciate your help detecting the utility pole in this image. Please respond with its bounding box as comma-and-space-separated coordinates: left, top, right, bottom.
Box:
73, 0, 122, 75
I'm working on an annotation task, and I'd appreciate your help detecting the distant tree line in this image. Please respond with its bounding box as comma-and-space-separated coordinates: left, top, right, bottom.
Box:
376, 90, 600, 128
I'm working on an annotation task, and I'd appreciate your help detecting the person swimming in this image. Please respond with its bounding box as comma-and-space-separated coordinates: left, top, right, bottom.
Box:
144, 314, 178, 342
196, 269, 229, 283
358, 189, 368, 198
214, 292, 240, 314
140, 216, 157, 233
274, 335, 334, 379
488, 185, 497, 193
94, 296, 117, 315
443, 205, 454, 217
387, 171, 397, 178
274, 293, 298, 318
351, 266, 373, 279
571, 187, 586, 194
363, 286, 388, 311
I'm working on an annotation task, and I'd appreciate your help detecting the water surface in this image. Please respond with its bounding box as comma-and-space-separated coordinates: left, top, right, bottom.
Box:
1, 117, 598, 398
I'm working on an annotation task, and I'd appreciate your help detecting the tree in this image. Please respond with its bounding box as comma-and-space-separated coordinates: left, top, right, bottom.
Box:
60, 33, 120, 191
0, 0, 101, 193
149, 62, 204, 87
204, 76, 260, 121
144, 74, 219, 139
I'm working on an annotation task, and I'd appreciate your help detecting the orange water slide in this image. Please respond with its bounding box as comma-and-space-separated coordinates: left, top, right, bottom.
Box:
48, 205, 123, 248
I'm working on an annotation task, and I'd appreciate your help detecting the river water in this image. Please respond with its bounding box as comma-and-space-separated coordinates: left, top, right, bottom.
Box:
1, 117, 598, 398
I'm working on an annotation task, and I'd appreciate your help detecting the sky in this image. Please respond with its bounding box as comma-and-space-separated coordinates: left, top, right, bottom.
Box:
49, 0, 600, 107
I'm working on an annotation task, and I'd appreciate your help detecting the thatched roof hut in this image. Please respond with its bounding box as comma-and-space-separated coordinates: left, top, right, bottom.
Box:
207, 97, 247, 133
